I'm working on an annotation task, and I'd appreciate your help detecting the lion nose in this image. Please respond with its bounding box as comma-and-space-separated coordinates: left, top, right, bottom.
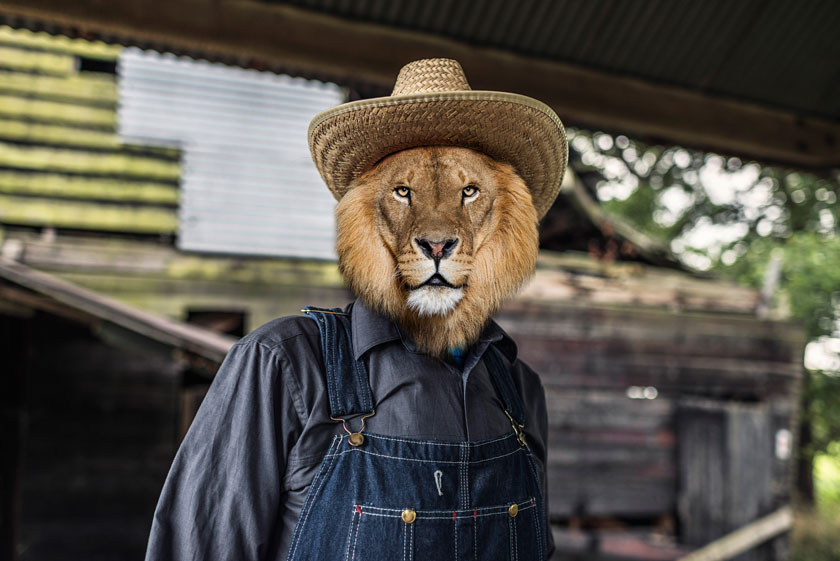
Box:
415, 238, 458, 260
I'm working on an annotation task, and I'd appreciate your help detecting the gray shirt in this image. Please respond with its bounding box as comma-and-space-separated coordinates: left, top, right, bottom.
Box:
146, 300, 553, 560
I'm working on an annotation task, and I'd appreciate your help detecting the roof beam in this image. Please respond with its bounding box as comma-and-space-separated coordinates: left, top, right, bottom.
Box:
2, 0, 838, 168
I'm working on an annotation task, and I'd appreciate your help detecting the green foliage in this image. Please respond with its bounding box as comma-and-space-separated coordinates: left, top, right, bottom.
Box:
815, 444, 840, 508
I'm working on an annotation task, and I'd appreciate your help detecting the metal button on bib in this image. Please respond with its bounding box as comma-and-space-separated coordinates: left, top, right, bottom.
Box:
401, 509, 416, 524
348, 432, 364, 446
508, 503, 519, 517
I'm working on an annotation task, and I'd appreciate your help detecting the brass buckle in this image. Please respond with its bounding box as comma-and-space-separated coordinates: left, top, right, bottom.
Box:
331, 410, 375, 447
504, 409, 527, 447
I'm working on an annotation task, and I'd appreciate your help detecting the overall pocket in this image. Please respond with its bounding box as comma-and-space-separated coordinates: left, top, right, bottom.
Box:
343, 498, 542, 561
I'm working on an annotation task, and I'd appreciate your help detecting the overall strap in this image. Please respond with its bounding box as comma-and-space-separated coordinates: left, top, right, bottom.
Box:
482, 345, 528, 442
302, 306, 374, 419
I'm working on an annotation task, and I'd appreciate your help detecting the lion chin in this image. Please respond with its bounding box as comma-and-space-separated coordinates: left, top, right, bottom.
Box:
406, 286, 465, 317
334, 146, 539, 358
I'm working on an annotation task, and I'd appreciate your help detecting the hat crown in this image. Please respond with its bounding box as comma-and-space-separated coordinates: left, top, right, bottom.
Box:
391, 58, 472, 96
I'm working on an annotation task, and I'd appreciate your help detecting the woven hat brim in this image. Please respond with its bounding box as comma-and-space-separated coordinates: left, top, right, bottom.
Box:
308, 91, 567, 219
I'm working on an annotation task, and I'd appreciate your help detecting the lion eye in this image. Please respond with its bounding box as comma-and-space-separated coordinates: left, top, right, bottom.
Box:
462, 185, 479, 198
394, 186, 411, 199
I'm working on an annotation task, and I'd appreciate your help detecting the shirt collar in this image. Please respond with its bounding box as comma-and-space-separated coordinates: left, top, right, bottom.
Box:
350, 299, 518, 364
349, 299, 402, 360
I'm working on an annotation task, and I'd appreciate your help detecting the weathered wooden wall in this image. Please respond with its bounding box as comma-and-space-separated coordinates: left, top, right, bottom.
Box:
497, 297, 803, 560
0, 25, 181, 236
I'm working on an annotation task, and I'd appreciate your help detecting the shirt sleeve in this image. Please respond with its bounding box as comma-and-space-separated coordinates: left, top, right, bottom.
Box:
145, 341, 303, 561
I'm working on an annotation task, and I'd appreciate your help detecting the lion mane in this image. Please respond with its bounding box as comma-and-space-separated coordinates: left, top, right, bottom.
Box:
335, 146, 539, 357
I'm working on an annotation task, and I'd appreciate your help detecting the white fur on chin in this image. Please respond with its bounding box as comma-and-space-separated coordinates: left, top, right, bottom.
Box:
406, 286, 464, 316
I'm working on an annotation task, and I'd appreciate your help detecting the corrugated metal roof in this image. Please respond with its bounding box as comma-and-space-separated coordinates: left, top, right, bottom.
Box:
117, 48, 345, 259
274, 0, 840, 121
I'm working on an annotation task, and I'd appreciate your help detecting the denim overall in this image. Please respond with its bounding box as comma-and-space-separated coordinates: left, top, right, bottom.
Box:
287, 307, 548, 561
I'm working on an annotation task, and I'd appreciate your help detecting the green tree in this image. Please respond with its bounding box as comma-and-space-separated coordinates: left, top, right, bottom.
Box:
570, 128, 840, 503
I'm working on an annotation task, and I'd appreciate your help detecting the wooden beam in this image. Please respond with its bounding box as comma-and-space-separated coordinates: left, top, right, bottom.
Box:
675, 506, 793, 561
0, 257, 236, 362
1, 0, 838, 168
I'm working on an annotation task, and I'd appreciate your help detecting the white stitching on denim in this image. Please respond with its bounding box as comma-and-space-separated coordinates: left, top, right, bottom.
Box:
473, 512, 478, 561
362, 432, 513, 447
513, 514, 519, 561
508, 517, 514, 561
286, 435, 340, 561
324, 445, 524, 465
403, 518, 407, 561
464, 446, 470, 509
453, 512, 458, 561
459, 444, 466, 509
350, 511, 361, 561
531, 504, 543, 561
410, 522, 414, 561
344, 509, 356, 561
354, 500, 536, 515
351, 502, 537, 519
524, 453, 546, 557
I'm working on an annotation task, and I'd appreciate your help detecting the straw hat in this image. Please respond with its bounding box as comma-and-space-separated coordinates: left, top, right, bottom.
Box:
308, 58, 567, 219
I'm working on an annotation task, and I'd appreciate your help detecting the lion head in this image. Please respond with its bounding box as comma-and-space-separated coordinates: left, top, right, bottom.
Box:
335, 146, 539, 357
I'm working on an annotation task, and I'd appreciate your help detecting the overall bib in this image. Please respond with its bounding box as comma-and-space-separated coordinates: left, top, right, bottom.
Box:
286, 307, 548, 561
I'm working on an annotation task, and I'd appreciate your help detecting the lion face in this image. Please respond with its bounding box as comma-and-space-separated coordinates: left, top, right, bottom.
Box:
335, 146, 539, 357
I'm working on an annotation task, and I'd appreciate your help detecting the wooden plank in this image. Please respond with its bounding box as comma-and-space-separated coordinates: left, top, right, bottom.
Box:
0, 119, 180, 157
0, 44, 73, 75
0, 70, 117, 105
551, 526, 691, 561
0, 256, 236, 362
0, 1, 837, 167
0, 95, 115, 129
500, 302, 805, 354
0, 170, 179, 204
549, 465, 674, 518
0, 194, 177, 233
0, 142, 179, 179
531, 341, 799, 400
545, 391, 675, 518
517, 270, 761, 316
0, 118, 121, 149
4, 231, 345, 286
0, 24, 121, 60
675, 507, 793, 561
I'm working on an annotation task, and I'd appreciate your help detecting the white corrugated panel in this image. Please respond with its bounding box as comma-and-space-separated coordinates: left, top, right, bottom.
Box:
117, 48, 346, 259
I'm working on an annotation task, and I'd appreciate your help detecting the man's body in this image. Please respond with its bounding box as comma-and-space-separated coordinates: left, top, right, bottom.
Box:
146, 300, 552, 559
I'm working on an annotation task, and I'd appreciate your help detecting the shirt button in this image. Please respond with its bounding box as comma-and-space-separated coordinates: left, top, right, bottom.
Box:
508, 504, 519, 518
401, 509, 416, 524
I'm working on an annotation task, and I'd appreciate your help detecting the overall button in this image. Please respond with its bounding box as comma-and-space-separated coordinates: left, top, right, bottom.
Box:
401, 509, 416, 524
508, 504, 519, 517
348, 433, 365, 446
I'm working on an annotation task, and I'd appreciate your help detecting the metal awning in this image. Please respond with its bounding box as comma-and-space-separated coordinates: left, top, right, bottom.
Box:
1, 0, 838, 169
